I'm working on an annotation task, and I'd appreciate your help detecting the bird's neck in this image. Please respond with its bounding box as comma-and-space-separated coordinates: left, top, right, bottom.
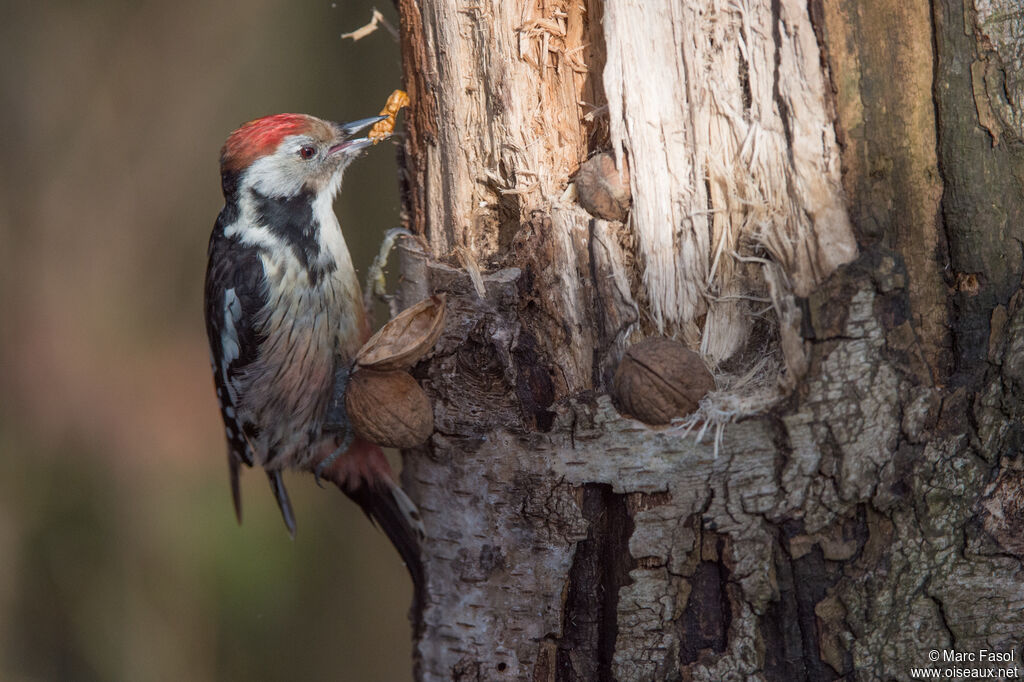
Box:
310, 188, 357, 283
226, 187, 356, 285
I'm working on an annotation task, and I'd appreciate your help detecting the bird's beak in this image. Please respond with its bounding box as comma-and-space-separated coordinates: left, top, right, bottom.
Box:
328, 115, 387, 155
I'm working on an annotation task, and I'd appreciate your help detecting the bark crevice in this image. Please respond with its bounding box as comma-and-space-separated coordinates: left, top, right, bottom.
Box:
555, 484, 635, 682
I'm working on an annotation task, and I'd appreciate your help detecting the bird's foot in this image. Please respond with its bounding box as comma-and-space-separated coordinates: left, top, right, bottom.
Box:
314, 429, 354, 487
323, 365, 351, 429
363, 227, 415, 311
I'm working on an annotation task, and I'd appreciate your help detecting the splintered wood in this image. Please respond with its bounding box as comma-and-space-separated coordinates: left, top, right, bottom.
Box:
603, 0, 857, 368
406, 0, 857, 397
368, 89, 410, 143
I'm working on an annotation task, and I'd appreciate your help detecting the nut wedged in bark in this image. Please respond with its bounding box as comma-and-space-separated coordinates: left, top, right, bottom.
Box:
612, 337, 714, 424
574, 153, 631, 222
345, 368, 434, 448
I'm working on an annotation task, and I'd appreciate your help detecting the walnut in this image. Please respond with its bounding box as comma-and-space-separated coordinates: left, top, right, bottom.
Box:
343, 295, 445, 448
574, 152, 631, 221
345, 368, 434, 448
612, 337, 714, 425
368, 89, 410, 143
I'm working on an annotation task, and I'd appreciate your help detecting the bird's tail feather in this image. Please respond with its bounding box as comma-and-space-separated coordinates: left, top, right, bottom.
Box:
267, 469, 297, 539
229, 453, 243, 524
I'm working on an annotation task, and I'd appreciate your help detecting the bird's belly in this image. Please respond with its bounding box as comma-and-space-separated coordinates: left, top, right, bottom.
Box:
244, 265, 359, 469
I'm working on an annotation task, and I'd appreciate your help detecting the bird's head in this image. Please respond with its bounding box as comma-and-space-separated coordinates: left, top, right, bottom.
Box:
219, 113, 384, 200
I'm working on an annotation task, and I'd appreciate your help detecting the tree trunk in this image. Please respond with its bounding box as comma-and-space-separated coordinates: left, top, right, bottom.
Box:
391, 0, 1024, 679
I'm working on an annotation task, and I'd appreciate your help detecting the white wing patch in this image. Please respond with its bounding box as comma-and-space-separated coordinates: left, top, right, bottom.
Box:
221, 287, 242, 404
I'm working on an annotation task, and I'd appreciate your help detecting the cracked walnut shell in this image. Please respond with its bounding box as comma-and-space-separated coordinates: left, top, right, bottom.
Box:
356, 294, 446, 371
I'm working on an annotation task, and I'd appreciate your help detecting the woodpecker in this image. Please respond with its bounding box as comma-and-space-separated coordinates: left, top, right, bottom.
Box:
204, 113, 424, 587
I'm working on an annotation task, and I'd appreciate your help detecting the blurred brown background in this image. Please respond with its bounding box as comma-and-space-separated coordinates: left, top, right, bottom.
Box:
0, 1, 415, 680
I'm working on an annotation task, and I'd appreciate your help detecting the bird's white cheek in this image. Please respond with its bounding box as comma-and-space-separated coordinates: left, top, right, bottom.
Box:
245, 155, 306, 197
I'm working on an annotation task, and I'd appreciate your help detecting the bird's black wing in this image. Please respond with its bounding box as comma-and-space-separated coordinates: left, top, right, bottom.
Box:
203, 210, 267, 523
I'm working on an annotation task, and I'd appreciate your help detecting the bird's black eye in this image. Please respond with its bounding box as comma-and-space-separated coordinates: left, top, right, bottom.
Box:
299, 145, 316, 160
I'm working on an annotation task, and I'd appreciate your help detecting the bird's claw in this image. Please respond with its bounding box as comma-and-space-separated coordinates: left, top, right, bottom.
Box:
363, 227, 415, 310
317, 364, 355, 486
314, 430, 354, 486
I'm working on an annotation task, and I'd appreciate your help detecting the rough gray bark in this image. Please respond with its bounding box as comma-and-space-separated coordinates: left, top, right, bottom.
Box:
390, 0, 1024, 679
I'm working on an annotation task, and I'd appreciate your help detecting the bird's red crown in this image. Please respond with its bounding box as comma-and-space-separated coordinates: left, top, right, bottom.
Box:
221, 114, 314, 173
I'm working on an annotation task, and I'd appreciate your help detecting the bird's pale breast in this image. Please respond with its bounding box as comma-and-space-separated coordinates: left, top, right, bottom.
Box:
241, 249, 362, 469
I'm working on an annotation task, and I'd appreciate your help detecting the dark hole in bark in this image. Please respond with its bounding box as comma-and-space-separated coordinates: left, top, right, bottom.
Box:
513, 330, 556, 432
496, 181, 522, 254
761, 522, 843, 681
770, 0, 794, 153
678, 533, 732, 665
581, 0, 609, 152
738, 43, 752, 111
555, 484, 636, 682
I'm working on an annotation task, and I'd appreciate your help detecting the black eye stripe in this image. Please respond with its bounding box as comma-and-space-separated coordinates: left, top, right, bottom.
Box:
299, 145, 316, 160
